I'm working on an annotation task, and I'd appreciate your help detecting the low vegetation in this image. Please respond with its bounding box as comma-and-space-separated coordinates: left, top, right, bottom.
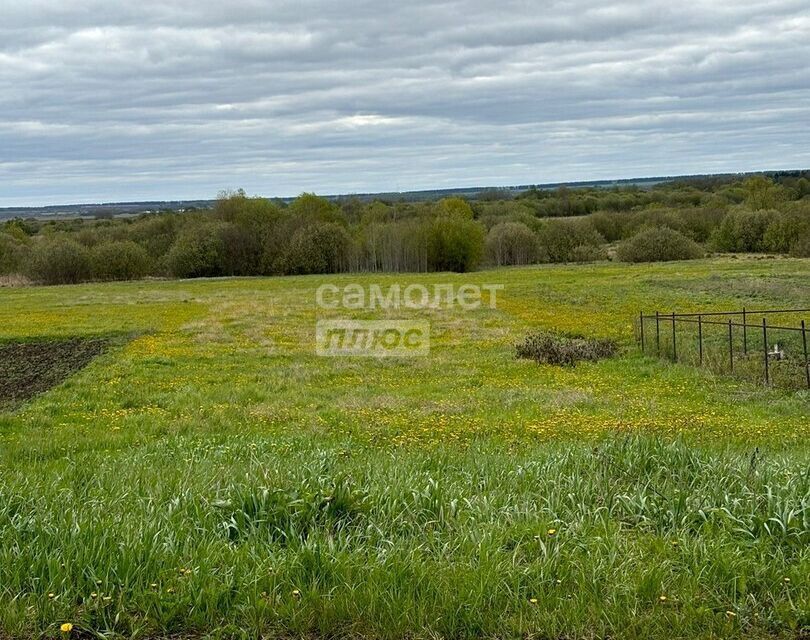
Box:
0, 258, 807, 638
2, 173, 809, 284
616, 227, 703, 263
516, 331, 618, 366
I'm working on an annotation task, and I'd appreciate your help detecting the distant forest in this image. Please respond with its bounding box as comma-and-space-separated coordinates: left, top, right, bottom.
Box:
2, 173, 809, 285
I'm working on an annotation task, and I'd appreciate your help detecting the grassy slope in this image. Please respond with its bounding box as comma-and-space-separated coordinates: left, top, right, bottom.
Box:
0, 257, 808, 639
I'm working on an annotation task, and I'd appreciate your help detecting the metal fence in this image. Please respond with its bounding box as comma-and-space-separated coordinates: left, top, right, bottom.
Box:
637, 308, 810, 389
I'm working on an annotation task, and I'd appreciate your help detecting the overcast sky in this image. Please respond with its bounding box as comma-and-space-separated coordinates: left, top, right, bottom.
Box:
1, 0, 809, 206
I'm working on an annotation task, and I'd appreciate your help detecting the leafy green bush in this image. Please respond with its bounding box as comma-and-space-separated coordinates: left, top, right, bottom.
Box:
485, 222, 541, 266
537, 220, 605, 263
437, 197, 474, 219
214, 189, 281, 228
0, 232, 30, 275
166, 222, 228, 278
287, 193, 345, 226
91, 241, 151, 281
275, 223, 354, 275
711, 209, 778, 252
2, 218, 37, 238
26, 236, 92, 284
569, 244, 608, 263
617, 227, 703, 263
590, 208, 725, 245
428, 217, 485, 272
217, 223, 266, 276
789, 234, 810, 257
762, 210, 810, 254
516, 331, 617, 366
128, 214, 181, 259
742, 175, 788, 210
588, 211, 626, 243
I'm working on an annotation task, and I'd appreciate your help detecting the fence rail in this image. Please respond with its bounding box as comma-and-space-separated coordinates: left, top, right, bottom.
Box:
637, 308, 810, 389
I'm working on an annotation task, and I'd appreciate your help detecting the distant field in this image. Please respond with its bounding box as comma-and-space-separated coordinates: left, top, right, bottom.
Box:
0, 258, 808, 639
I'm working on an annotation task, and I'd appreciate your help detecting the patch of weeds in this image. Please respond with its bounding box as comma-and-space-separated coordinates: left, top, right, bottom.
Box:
213, 474, 368, 544
516, 331, 617, 366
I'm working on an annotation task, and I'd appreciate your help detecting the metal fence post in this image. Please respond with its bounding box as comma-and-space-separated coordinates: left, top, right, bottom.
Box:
802, 319, 809, 389
671, 312, 677, 361
640, 311, 645, 352
742, 307, 747, 355
762, 318, 769, 385
655, 311, 660, 355
639, 307, 809, 387
728, 319, 733, 373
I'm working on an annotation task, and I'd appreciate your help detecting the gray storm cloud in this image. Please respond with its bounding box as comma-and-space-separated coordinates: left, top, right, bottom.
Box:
1, 0, 809, 205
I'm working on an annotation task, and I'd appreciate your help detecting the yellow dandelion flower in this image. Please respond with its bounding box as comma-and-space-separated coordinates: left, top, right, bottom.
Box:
659, 595, 667, 602
529, 597, 538, 604
60, 623, 73, 633
547, 528, 557, 536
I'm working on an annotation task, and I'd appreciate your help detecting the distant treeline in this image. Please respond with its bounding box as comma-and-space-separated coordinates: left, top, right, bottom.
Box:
1, 174, 809, 285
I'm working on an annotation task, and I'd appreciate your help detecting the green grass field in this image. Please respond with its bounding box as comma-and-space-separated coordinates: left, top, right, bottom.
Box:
0, 257, 808, 639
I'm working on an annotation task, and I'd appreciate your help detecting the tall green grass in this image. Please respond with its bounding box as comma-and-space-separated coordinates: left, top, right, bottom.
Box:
0, 434, 807, 638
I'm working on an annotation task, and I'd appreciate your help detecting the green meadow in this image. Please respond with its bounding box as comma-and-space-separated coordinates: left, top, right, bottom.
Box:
0, 257, 808, 639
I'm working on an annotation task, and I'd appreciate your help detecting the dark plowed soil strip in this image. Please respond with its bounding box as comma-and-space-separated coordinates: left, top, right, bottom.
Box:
0, 337, 114, 409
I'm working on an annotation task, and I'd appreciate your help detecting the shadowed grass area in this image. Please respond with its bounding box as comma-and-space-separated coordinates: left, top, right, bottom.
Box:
0, 258, 808, 639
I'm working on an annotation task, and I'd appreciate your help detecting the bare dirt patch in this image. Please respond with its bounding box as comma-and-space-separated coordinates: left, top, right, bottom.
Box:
0, 336, 116, 409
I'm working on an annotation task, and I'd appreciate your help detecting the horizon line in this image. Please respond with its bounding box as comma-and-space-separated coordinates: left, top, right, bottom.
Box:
2, 166, 807, 212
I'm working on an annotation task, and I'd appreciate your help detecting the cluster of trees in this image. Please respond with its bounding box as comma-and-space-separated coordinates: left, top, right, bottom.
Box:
1, 175, 808, 285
